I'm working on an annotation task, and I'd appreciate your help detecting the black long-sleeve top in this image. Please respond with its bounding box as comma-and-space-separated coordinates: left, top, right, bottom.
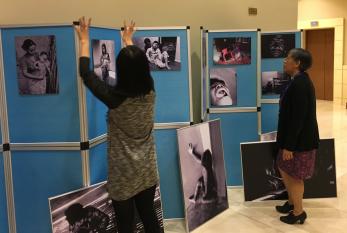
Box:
276, 72, 320, 152
79, 57, 126, 108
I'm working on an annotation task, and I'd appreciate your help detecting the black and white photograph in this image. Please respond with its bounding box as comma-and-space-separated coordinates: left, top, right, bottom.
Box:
260, 131, 277, 142
213, 37, 251, 65
15, 35, 59, 95
261, 33, 296, 59
133, 37, 181, 71
49, 182, 165, 233
210, 68, 237, 107
262, 71, 291, 95
92, 40, 117, 86
177, 120, 229, 232
240, 139, 337, 202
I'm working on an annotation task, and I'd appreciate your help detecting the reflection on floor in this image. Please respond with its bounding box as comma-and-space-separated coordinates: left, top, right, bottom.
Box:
164, 100, 347, 233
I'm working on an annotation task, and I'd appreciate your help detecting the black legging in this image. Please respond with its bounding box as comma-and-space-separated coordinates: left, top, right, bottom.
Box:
112, 185, 160, 233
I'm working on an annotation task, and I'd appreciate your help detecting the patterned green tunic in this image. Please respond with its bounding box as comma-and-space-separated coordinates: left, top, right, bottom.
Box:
79, 57, 159, 201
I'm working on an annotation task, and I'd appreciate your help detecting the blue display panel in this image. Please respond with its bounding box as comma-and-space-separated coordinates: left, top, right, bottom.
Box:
209, 112, 259, 186
261, 31, 301, 100
1, 26, 80, 143
11, 151, 83, 233
261, 103, 279, 133
260, 31, 301, 133
154, 129, 184, 219
89, 142, 108, 185
133, 29, 191, 123
208, 31, 258, 108
86, 27, 122, 139
0, 153, 9, 233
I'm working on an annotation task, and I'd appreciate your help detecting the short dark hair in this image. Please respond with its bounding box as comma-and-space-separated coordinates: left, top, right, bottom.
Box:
40, 51, 48, 56
288, 48, 312, 72
210, 78, 226, 87
65, 203, 85, 225
21, 39, 36, 51
116, 45, 154, 96
153, 41, 159, 45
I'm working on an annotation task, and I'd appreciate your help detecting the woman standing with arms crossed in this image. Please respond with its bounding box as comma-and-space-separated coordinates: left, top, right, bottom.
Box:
75, 17, 161, 233
275, 48, 319, 224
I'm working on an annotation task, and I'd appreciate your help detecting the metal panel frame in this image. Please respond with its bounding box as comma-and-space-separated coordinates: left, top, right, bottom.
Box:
0, 23, 72, 28
205, 31, 210, 121
261, 29, 302, 34
200, 28, 204, 121
134, 26, 187, 31
154, 122, 191, 130
89, 134, 107, 148
0, 28, 17, 233
74, 29, 91, 187
10, 142, 80, 151
207, 29, 258, 33
200, 28, 209, 122
209, 107, 258, 114
187, 27, 194, 123
257, 30, 262, 135
261, 99, 280, 104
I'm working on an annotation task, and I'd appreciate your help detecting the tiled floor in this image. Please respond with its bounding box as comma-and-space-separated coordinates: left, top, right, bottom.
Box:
164, 100, 347, 233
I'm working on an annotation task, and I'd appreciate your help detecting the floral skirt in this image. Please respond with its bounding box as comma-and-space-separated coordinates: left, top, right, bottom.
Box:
276, 149, 317, 180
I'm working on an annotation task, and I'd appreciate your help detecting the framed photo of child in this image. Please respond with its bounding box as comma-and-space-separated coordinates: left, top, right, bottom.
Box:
133, 36, 181, 71
15, 35, 59, 95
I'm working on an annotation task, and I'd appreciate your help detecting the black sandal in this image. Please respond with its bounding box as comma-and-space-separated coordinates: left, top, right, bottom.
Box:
280, 211, 307, 225
276, 201, 294, 214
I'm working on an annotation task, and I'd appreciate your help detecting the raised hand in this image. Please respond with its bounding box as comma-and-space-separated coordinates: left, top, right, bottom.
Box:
74, 16, 91, 57
74, 16, 91, 43
121, 20, 136, 46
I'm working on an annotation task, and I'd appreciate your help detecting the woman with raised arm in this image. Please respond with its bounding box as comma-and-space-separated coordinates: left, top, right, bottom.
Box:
75, 17, 160, 233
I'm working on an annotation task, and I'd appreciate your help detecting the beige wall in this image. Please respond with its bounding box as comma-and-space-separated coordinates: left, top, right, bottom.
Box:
298, 0, 347, 63
298, 0, 347, 103
0, 0, 298, 122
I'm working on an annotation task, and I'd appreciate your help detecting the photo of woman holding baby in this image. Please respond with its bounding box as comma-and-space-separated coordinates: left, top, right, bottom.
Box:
16, 35, 59, 95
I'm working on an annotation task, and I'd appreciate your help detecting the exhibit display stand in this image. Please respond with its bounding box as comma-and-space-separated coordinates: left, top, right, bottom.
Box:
0, 24, 193, 233
203, 29, 261, 186
260, 30, 303, 133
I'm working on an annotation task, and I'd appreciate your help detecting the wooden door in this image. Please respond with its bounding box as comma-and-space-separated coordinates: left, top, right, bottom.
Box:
305, 29, 334, 101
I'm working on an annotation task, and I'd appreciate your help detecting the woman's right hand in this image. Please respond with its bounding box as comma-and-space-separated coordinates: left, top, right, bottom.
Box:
74, 17, 91, 43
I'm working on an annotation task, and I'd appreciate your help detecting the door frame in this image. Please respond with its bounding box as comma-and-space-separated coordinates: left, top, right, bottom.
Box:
298, 18, 344, 104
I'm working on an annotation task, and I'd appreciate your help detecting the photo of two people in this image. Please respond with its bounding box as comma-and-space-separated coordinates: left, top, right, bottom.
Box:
133, 36, 181, 71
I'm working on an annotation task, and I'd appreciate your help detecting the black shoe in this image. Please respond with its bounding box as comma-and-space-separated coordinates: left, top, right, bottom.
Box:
276, 201, 294, 214
280, 211, 307, 225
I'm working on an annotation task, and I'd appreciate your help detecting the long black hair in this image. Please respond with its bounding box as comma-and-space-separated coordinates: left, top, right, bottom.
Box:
101, 43, 107, 55
115, 45, 154, 96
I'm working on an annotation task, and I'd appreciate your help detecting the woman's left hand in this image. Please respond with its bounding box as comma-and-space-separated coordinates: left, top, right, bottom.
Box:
283, 149, 294, 160
74, 16, 91, 57
74, 16, 91, 43
121, 20, 136, 46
